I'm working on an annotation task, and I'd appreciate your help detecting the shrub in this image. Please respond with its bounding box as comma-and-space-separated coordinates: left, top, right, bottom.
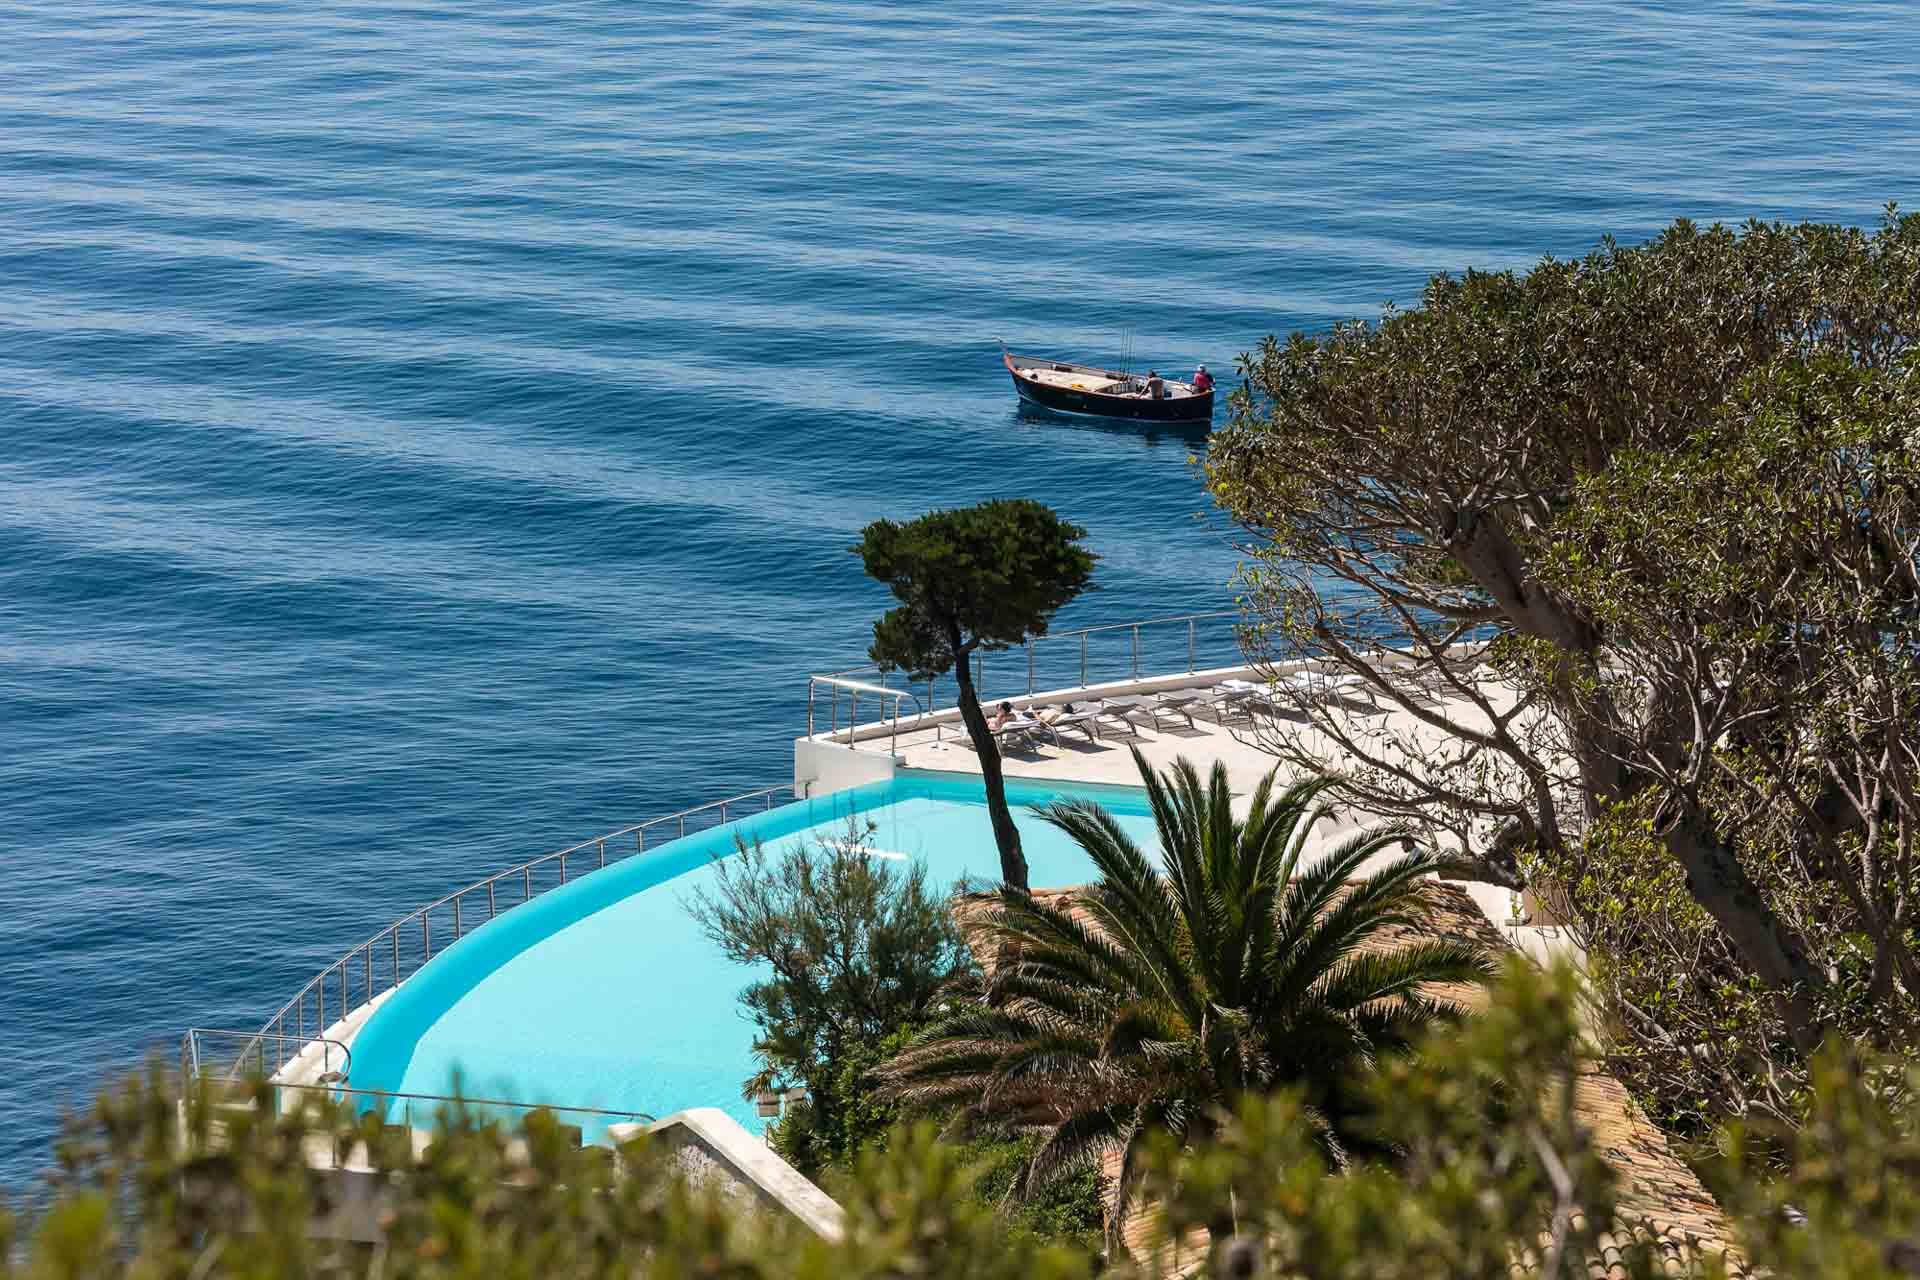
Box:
685, 824, 975, 1176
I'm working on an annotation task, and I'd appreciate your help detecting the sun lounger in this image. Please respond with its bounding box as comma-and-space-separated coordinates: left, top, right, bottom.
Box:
1184, 682, 1263, 723
956, 713, 1054, 752
1090, 702, 1146, 739
1148, 691, 1210, 728
1272, 670, 1373, 704
1100, 693, 1178, 731
1044, 707, 1107, 743
998, 714, 1056, 751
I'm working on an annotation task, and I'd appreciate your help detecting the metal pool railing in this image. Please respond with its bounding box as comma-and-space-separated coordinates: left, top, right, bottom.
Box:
812, 609, 1246, 745
806, 675, 924, 755
183, 1028, 353, 1085
277, 1081, 657, 1134
175, 1045, 656, 1140
246, 783, 794, 1082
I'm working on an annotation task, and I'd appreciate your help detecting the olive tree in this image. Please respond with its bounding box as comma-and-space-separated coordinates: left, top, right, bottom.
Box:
1206, 210, 1920, 1050
854, 500, 1096, 891
1547, 359, 1920, 970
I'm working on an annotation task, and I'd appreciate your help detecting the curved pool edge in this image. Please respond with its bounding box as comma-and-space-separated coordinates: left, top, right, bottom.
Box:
343, 772, 1156, 1118
343, 779, 904, 1100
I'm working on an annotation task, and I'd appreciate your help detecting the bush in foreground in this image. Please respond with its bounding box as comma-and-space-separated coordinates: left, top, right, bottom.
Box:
9, 962, 1920, 1277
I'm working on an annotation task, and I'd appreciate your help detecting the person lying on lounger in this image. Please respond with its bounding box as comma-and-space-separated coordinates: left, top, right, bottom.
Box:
987, 701, 1016, 731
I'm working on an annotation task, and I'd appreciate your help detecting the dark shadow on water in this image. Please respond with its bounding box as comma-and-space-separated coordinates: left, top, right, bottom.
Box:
1011, 400, 1216, 450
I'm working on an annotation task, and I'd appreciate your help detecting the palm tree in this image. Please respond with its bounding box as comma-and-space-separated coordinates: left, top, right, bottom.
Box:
875, 748, 1492, 1249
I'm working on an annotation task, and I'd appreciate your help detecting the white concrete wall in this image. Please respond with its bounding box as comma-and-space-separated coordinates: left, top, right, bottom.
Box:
794, 736, 898, 798
294, 1106, 844, 1244
613, 1108, 845, 1240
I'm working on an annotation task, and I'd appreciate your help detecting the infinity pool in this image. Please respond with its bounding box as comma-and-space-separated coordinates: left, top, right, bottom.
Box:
346, 771, 1159, 1135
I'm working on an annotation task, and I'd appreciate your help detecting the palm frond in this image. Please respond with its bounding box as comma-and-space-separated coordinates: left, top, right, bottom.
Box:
1312, 938, 1494, 1012
1267, 841, 1437, 1007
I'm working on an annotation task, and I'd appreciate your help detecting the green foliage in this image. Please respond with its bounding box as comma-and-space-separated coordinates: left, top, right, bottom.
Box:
686, 826, 973, 1175
1719, 1049, 1920, 1279
1511, 355, 1920, 1134
1141, 958, 1687, 1279
1205, 206, 1920, 1097
3, 1074, 1095, 1280
853, 497, 1097, 892
23, 964, 1920, 1276
959, 1129, 1107, 1252
878, 750, 1492, 1247
766, 1022, 922, 1175
1524, 798, 1839, 1139
824, 1123, 1095, 1280
854, 499, 1095, 681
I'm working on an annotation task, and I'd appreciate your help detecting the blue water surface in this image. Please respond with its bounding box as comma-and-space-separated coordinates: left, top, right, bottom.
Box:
1, 0, 1916, 1193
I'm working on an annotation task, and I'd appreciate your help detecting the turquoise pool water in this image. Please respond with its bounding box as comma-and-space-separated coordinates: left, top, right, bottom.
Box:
346, 772, 1158, 1134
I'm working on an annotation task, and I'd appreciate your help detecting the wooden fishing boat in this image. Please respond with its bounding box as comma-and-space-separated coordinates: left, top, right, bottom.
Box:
1001, 345, 1213, 423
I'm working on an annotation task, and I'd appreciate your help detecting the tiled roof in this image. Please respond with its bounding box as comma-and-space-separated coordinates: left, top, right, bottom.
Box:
950, 880, 1741, 1275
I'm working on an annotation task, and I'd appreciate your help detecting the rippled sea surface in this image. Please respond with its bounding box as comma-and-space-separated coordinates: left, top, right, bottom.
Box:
1, 0, 1914, 1192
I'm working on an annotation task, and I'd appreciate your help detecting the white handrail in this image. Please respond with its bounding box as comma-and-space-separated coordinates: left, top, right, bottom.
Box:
805, 677, 925, 755
812, 675, 916, 700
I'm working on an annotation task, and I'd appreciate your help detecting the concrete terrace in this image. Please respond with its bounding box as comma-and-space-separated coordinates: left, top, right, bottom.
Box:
800, 658, 1541, 937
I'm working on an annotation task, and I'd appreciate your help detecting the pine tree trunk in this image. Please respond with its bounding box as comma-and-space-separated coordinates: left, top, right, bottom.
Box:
952, 656, 1030, 893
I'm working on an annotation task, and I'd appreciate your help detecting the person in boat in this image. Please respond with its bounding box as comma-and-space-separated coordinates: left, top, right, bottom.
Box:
1143, 371, 1165, 399
1192, 363, 1214, 393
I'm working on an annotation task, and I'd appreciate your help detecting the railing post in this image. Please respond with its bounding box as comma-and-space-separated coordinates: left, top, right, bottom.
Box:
637, 830, 645, 854
488, 879, 497, 918
393, 931, 400, 985
318, 982, 325, 1036
1027, 641, 1035, 695
1131, 625, 1140, 679
365, 947, 372, 1003
807, 680, 816, 738
524, 866, 532, 901
559, 853, 568, 884
679, 815, 687, 838
339, 965, 348, 1022
453, 897, 462, 939
422, 916, 431, 962
721, 802, 729, 824
1189, 618, 1197, 672
598, 839, 606, 869
1080, 634, 1088, 686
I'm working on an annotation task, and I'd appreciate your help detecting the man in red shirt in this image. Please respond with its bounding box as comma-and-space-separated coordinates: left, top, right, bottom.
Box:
1191, 363, 1214, 393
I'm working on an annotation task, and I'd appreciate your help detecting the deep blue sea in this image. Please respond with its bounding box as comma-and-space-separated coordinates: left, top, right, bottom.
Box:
1, 0, 1915, 1195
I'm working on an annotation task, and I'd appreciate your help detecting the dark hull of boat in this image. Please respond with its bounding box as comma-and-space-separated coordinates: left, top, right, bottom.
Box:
1009, 370, 1214, 423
